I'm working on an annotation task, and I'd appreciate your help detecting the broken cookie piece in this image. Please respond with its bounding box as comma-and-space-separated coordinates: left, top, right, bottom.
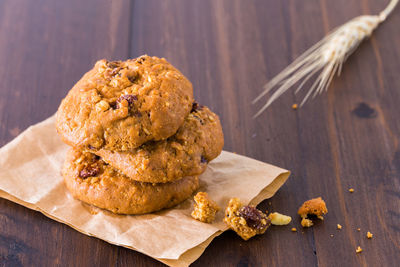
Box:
223, 198, 271, 240
298, 197, 328, 228
191, 192, 220, 223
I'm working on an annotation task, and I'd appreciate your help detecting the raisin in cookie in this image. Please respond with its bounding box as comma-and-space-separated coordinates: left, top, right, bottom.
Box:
56, 55, 193, 151
62, 149, 199, 215
94, 104, 224, 183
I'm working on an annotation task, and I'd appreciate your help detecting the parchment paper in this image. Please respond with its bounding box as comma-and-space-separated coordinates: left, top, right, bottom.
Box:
0, 115, 290, 266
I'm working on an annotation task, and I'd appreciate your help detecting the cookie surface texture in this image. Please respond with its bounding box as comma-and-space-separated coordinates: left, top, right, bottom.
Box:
95, 104, 224, 183
62, 149, 199, 214
56, 55, 193, 151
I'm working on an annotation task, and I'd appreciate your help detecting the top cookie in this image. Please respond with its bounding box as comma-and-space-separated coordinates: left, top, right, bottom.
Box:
56, 55, 193, 151
95, 104, 224, 183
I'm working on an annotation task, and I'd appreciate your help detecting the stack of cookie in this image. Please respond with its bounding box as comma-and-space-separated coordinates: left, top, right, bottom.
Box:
56, 55, 224, 215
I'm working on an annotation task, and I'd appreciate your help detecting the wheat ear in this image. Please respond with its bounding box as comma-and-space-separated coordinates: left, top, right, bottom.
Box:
253, 0, 398, 117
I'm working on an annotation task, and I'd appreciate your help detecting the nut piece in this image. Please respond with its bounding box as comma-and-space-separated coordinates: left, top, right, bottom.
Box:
298, 197, 328, 228
268, 212, 292, 225
191, 192, 220, 223
223, 198, 271, 240
96, 100, 110, 112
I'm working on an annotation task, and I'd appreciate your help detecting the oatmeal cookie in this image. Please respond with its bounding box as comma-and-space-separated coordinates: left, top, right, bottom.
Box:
62, 149, 199, 215
94, 104, 224, 183
56, 55, 193, 151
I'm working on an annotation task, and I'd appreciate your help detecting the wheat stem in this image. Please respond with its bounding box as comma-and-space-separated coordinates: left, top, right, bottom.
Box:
380, 0, 398, 20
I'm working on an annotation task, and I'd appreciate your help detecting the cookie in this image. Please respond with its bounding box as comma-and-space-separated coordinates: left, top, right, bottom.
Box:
94, 104, 224, 183
62, 149, 199, 214
56, 55, 193, 151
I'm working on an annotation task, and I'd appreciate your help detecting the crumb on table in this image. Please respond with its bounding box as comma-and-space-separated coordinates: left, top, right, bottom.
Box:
301, 218, 314, 227
367, 231, 373, 239
191, 192, 220, 223
223, 198, 271, 240
349, 188, 355, 193
356, 246, 363, 253
298, 197, 328, 228
292, 103, 298, 110
357, 228, 361, 232
291, 227, 297, 232
337, 224, 342, 230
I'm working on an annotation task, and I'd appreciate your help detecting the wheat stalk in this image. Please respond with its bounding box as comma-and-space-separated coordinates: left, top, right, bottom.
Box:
253, 0, 398, 117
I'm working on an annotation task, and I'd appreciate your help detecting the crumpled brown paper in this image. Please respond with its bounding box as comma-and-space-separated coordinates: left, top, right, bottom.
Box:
0, 115, 290, 266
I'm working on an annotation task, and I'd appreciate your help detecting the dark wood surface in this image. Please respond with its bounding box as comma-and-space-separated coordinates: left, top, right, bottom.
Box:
0, 0, 399, 266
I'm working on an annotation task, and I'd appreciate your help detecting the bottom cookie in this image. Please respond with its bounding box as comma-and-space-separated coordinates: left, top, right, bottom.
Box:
62, 149, 199, 215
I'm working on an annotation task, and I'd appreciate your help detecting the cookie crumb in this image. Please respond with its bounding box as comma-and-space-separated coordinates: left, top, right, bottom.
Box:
291, 227, 297, 232
301, 218, 314, 228
367, 231, 373, 239
357, 228, 361, 232
356, 246, 363, 253
298, 197, 328, 228
349, 188, 355, 193
292, 104, 298, 110
268, 212, 292, 225
330, 234, 334, 237
224, 198, 271, 240
337, 224, 342, 230
191, 192, 220, 223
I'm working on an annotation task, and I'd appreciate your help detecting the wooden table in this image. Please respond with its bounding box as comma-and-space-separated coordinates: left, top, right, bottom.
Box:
1, 0, 399, 266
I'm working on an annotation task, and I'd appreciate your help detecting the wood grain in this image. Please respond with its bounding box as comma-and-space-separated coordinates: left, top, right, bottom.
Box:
1, 0, 399, 266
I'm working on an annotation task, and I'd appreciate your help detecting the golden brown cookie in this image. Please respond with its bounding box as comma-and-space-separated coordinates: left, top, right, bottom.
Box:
56, 55, 193, 151
94, 104, 224, 183
62, 149, 199, 215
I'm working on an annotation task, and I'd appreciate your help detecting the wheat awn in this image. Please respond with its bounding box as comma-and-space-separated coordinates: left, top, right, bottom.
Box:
253, 0, 398, 117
